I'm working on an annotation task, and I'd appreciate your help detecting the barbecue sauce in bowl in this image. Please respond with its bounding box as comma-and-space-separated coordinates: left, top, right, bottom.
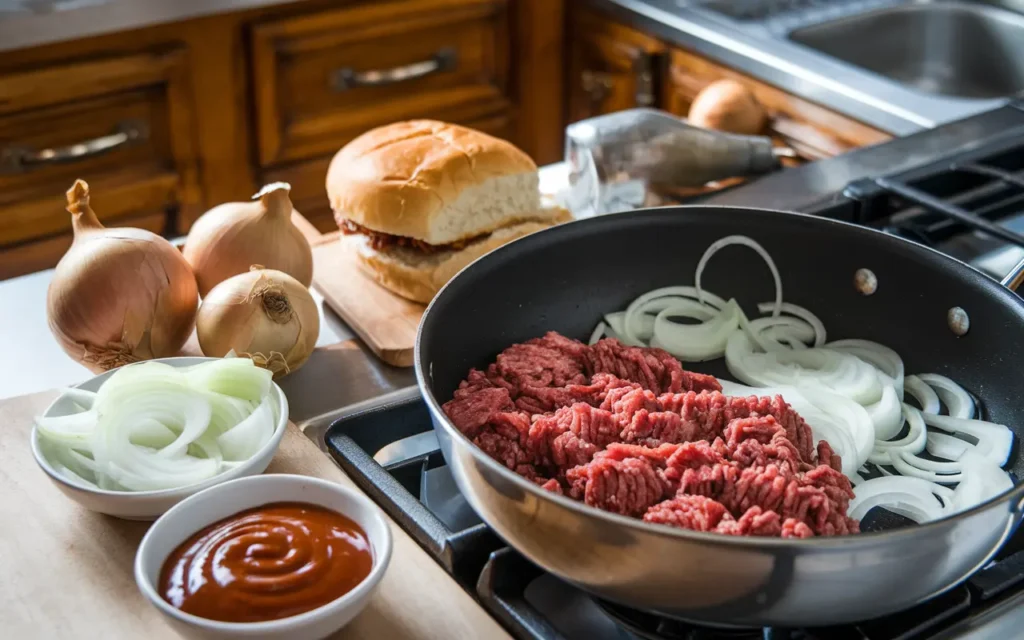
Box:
158, 502, 373, 623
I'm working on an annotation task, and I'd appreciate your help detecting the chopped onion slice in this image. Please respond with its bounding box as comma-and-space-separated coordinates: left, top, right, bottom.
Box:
694, 235, 782, 317
917, 374, 976, 419
651, 299, 740, 362
756, 302, 826, 346
948, 450, 1014, 514
889, 450, 963, 484
927, 432, 970, 460
866, 382, 903, 441
36, 359, 276, 493
217, 393, 275, 462
870, 404, 927, 464
604, 312, 626, 339
827, 339, 905, 401
849, 476, 948, 522
904, 375, 940, 415
588, 321, 607, 345
920, 412, 1013, 467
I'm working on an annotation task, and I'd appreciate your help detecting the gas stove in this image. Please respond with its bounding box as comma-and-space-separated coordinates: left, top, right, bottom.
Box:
326, 397, 1024, 640
325, 103, 1024, 639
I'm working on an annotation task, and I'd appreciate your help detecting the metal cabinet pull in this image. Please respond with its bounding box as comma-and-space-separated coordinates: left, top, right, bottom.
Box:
1, 121, 146, 172
331, 48, 457, 92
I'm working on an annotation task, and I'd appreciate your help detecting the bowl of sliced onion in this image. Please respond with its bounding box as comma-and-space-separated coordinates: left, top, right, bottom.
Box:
30, 357, 289, 520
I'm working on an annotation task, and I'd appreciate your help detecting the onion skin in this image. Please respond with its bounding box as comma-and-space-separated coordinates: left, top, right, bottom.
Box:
183, 182, 313, 297
688, 79, 768, 136
47, 180, 199, 373
196, 267, 320, 377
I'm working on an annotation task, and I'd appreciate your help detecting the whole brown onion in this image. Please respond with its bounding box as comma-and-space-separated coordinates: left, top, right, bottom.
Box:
47, 180, 199, 372
183, 182, 314, 297
688, 79, 768, 136
196, 267, 319, 377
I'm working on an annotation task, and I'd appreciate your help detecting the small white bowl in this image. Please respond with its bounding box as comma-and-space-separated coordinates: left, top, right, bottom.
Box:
135, 474, 393, 640
30, 357, 289, 520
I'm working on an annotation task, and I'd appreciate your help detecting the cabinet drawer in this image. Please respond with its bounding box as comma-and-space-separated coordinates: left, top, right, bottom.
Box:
250, 0, 512, 167
262, 111, 514, 234
0, 49, 201, 250
0, 210, 168, 281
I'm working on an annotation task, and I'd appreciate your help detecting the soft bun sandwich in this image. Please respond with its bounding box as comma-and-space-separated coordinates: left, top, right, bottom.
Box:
327, 120, 571, 303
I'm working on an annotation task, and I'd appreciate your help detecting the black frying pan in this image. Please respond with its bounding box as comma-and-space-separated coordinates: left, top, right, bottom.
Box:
416, 207, 1024, 626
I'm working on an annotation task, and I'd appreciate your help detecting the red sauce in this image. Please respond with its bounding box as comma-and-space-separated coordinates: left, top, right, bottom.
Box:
159, 502, 373, 623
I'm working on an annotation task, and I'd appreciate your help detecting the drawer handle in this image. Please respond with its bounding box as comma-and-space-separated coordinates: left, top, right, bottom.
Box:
1, 121, 147, 172
331, 48, 457, 91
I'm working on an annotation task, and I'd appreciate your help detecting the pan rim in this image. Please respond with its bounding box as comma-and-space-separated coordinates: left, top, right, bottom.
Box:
415, 204, 1024, 550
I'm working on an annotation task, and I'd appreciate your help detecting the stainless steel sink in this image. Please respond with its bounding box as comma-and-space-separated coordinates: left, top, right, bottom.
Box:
790, 2, 1024, 99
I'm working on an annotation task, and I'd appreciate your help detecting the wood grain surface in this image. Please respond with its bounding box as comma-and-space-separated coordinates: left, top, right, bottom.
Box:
0, 390, 509, 639
311, 233, 423, 367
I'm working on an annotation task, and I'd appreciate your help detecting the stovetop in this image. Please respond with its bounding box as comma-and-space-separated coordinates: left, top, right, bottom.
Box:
325, 398, 1024, 640
325, 104, 1024, 639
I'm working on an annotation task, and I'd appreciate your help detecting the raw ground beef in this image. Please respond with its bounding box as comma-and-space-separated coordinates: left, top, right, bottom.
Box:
442, 332, 859, 538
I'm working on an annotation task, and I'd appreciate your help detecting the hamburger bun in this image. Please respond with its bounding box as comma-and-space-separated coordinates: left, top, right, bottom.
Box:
328, 120, 571, 302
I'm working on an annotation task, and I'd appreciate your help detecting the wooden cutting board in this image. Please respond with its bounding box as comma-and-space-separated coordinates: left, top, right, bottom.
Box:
0, 390, 509, 640
312, 232, 423, 367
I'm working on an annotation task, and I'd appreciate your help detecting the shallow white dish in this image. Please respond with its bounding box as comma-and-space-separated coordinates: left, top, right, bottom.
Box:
135, 473, 393, 640
30, 356, 289, 520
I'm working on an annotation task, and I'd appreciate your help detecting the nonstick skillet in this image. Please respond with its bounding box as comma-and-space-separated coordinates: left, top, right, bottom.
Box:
415, 206, 1024, 627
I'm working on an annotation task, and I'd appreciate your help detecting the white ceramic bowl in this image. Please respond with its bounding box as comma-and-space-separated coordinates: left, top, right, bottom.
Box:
135, 474, 393, 640
30, 357, 289, 520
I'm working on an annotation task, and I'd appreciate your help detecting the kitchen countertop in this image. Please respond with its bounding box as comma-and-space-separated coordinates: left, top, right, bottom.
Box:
0, 390, 510, 640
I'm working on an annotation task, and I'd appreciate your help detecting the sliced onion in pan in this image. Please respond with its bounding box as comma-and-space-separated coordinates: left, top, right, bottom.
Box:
747, 316, 816, 353
904, 375, 941, 415
870, 404, 927, 464
920, 412, 1013, 467
889, 450, 963, 484
694, 235, 782, 317
588, 321, 607, 345
621, 287, 724, 346
866, 382, 903, 441
756, 301, 826, 346
948, 450, 1015, 514
849, 476, 948, 522
651, 299, 740, 362
827, 339, 905, 401
917, 373, 976, 419
604, 312, 626, 338
927, 432, 971, 460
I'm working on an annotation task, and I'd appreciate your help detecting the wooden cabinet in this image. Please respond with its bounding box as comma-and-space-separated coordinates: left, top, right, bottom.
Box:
250, 0, 514, 230
0, 0, 559, 279
565, 7, 663, 123
0, 48, 201, 278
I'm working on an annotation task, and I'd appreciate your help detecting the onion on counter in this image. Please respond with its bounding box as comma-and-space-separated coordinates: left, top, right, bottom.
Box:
196, 267, 320, 377
46, 180, 199, 373
183, 182, 314, 297
35, 359, 276, 491
588, 233, 1016, 525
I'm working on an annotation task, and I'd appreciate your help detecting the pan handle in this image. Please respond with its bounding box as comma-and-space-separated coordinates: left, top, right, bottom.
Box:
1000, 256, 1024, 291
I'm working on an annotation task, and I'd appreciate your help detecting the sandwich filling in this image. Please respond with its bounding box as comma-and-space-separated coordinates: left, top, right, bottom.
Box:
338, 219, 485, 254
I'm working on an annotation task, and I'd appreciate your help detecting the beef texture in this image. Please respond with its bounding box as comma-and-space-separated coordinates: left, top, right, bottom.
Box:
442, 332, 858, 538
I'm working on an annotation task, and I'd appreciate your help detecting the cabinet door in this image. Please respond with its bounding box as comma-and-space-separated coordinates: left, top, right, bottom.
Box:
0, 48, 201, 280
664, 47, 890, 159
565, 8, 664, 124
